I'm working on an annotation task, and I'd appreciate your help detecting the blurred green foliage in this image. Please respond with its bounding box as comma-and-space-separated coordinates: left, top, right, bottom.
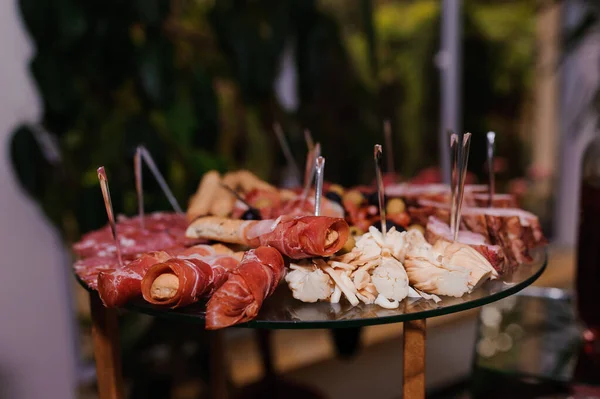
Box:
10, 0, 536, 243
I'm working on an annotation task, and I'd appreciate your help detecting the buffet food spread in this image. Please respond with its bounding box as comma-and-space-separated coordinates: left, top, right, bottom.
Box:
73, 158, 547, 330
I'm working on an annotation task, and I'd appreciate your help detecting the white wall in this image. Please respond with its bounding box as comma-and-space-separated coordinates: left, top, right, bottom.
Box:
0, 1, 77, 398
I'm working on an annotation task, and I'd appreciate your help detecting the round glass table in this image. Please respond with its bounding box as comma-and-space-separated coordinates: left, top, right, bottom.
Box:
79, 248, 547, 399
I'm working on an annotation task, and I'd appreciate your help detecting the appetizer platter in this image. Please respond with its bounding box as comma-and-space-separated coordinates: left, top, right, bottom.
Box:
74, 132, 548, 399
74, 133, 547, 330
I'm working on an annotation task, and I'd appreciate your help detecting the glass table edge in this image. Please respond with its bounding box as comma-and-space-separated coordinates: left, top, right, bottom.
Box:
75, 249, 548, 330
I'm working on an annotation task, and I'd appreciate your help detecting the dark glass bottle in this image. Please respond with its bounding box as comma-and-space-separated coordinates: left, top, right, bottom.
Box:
576, 137, 600, 351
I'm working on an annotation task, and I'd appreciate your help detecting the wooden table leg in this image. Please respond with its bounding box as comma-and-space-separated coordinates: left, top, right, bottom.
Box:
403, 319, 426, 399
209, 330, 228, 399
89, 293, 125, 399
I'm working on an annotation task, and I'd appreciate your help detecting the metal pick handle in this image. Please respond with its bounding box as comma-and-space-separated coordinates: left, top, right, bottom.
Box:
374, 144, 387, 236
138, 146, 183, 214
134, 147, 144, 228
97, 167, 123, 267
383, 120, 395, 176
486, 131, 496, 207
314, 156, 325, 216
300, 142, 321, 205
450, 132, 472, 241
273, 122, 301, 185
304, 129, 314, 152
219, 183, 254, 210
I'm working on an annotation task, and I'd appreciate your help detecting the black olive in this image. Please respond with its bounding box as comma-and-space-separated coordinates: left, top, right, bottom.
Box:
241, 208, 262, 220
366, 191, 387, 207
325, 191, 343, 204
371, 220, 406, 233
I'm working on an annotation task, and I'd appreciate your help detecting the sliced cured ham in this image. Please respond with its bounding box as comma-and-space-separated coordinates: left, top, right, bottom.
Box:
385, 184, 488, 206
205, 246, 285, 329
73, 212, 204, 259
186, 216, 349, 259
73, 256, 131, 290
424, 216, 507, 273
409, 200, 546, 267
141, 250, 242, 308
97, 244, 217, 308
471, 193, 518, 208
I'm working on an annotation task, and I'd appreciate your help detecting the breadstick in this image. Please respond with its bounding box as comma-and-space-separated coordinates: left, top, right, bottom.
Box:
186, 216, 251, 245
209, 172, 241, 217
236, 170, 277, 193
187, 171, 221, 221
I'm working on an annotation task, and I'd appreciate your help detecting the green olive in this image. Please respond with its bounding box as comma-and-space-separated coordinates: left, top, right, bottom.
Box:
349, 226, 364, 237
386, 198, 406, 215
343, 190, 364, 207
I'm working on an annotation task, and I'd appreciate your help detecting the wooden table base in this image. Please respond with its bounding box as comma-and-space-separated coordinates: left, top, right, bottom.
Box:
90, 293, 125, 399
403, 319, 426, 399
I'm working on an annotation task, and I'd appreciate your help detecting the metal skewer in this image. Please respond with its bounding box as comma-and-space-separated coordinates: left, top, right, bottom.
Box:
450, 133, 472, 241
449, 132, 460, 235
374, 144, 387, 236
314, 156, 325, 216
97, 167, 123, 267
486, 131, 496, 207
300, 142, 321, 204
273, 122, 301, 184
134, 146, 144, 228
383, 120, 395, 176
219, 183, 254, 210
138, 146, 183, 214
304, 129, 314, 152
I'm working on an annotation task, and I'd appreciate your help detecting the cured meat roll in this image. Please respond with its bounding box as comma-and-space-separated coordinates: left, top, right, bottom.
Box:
97, 244, 216, 308
186, 216, 349, 259
141, 251, 242, 308
205, 246, 285, 329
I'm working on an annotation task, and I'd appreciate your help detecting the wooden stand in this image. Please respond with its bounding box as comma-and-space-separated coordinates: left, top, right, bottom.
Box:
88, 292, 429, 399
403, 319, 426, 399
89, 293, 125, 399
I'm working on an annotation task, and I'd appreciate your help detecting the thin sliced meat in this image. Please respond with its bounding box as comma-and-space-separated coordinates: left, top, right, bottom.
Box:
205, 246, 285, 329
73, 212, 204, 259
73, 256, 131, 290
186, 216, 350, 259
97, 244, 216, 307
141, 252, 240, 308
424, 216, 507, 273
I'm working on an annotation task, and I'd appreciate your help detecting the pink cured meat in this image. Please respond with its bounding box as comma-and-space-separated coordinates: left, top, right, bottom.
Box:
205, 247, 285, 329
73, 256, 132, 290
141, 252, 240, 308
247, 216, 350, 259
97, 244, 216, 308
72, 212, 204, 259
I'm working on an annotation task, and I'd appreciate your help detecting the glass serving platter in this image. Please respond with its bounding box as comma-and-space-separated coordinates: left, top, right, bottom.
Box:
83, 248, 547, 329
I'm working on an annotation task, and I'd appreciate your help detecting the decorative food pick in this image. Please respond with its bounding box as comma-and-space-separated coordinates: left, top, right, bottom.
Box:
449, 132, 460, 235
134, 146, 144, 229
138, 146, 183, 214
219, 183, 261, 220
486, 131, 496, 207
97, 167, 123, 267
314, 156, 326, 216
450, 133, 472, 241
300, 142, 321, 205
273, 122, 301, 184
304, 129, 314, 152
374, 144, 387, 236
383, 120, 395, 176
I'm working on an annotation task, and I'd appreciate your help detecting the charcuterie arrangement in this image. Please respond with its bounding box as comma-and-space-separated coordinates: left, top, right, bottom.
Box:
73, 135, 547, 330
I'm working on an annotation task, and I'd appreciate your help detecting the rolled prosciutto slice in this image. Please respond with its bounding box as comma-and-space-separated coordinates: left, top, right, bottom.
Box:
141, 250, 241, 308
205, 246, 285, 329
186, 216, 349, 259
97, 244, 216, 308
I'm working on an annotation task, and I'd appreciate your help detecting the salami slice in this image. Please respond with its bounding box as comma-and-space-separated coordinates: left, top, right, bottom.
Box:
73, 212, 204, 259
141, 251, 241, 308
205, 246, 285, 329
